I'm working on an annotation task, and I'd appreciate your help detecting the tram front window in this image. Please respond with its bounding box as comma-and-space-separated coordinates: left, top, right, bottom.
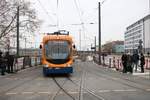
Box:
45, 41, 70, 64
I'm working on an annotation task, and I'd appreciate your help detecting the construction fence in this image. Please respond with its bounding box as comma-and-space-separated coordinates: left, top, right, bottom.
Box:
94, 55, 150, 72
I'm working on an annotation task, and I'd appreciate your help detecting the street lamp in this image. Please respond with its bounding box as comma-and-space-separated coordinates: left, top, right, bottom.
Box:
98, 2, 101, 65
98, 0, 107, 65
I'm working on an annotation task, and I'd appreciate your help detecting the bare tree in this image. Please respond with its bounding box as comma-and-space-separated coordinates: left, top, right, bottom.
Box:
0, 0, 41, 40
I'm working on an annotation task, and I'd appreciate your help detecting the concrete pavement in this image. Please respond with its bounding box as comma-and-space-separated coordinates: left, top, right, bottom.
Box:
0, 60, 150, 100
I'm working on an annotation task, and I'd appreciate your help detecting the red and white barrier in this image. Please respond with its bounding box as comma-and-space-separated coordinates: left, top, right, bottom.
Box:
104, 56, 150, 71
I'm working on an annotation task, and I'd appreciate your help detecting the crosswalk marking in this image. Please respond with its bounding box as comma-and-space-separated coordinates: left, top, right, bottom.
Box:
4, 89, 141, 95
6, 92, 17, 95
133, 72, 149, 76
22, 92, 34, 94
146, 89, 150, 91
112, 89, 136, 92
38, 92, 51, 94
98, 90, 111, 93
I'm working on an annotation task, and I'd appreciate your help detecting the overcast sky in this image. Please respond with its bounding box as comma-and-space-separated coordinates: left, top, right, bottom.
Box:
31, 0, 149, 50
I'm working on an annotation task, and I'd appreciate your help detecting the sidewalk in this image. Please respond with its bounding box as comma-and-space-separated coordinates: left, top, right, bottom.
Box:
109, 65, 150, 79
132, 69, 150, 79
0, 65, 41, 78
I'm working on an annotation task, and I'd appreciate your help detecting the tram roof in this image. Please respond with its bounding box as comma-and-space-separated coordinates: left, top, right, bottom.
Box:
43, 34, 73, 43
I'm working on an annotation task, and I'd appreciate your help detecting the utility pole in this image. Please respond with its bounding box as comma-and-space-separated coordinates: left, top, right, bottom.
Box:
91, 43, 93, 51
17, 6, 19, 57
25, 37, 27, 55
79, 29, 81, 51
98, 2, 102, 65
95, 36, 96, 54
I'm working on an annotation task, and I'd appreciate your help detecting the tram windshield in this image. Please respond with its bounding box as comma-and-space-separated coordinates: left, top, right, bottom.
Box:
45, 40, 70, 60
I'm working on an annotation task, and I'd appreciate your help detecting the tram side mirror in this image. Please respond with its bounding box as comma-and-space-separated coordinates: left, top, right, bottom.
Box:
73, 45, 76, 49
147, 52, 150, 56
40, 45, 42, 49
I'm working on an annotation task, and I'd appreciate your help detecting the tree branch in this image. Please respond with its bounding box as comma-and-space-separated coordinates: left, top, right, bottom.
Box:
0, 13, 17, 39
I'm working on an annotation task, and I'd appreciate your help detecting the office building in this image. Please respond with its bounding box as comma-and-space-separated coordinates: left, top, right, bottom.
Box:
124, 14, 150, 53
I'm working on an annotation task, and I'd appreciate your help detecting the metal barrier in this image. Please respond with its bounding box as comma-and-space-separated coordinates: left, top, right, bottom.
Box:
13, 56, 41, 72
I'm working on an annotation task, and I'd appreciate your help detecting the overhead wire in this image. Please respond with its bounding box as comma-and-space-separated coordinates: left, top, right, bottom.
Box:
73, 0, 85, 30
73, 0, 87, 50
56, 0, 59, 29
37, 0, 55, 23
73, 0, 98, 50
73, 0, 82, 22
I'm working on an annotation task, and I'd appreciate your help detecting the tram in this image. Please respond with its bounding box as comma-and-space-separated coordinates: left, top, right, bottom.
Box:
40, 30, 75, 75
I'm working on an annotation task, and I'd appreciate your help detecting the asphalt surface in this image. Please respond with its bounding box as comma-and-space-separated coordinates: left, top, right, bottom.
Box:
0, 59, 150, 100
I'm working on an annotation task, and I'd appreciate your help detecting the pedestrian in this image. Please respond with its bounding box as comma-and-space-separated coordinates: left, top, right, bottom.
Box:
132, 52, 139, 72
10, 55, 14, 73
5, 52, 10, 73
121, 52, 127, 73
102, 53, 105, 65
140, 53, 145, 73
0, 51, 6, 75
126, 53, 133, 73
5, 52, 14, 73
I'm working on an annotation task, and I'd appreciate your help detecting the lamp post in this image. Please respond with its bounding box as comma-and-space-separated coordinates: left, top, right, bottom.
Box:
98, 1, 104, 65
98, 2, 101, 65
98, 0, 107, 65
16, 6, 19, 57
25, 37, 27, 55
148, 0, 150, 79
95, 36, 96, 54
79, 29, 81, 51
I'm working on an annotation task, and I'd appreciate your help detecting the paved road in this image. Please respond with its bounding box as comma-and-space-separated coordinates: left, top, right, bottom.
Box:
0, 60, 150, 100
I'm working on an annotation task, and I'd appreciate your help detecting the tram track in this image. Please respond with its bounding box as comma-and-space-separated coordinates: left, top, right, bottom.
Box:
74, 61, 105, 100
67, 73, 105, 100
48, 62, 106, 100
50, 75, 105, 100
50, 61, 150, 100
49, 61, 105, 100
51, 76, 76, 100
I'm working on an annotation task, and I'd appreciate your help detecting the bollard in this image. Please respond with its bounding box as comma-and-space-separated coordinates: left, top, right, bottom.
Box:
116, 59, 119, 71
148, 59, 150, 70
113, 57, 115, 68
23, 57, 25, 69
13, 57, 18, 72
109, 58, 111, 68
35, 57, 37, 66
145, 59, 148, 69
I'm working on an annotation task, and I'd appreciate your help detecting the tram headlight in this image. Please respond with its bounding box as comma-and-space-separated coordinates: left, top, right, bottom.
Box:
44, 64, 49, 68
66, 64, 70, 67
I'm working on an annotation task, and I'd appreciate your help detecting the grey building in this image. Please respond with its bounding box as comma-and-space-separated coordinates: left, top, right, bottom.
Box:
124, 14, 150, 54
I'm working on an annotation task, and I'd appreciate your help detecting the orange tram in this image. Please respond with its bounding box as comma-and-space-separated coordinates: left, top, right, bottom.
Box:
40, 30, 75, 76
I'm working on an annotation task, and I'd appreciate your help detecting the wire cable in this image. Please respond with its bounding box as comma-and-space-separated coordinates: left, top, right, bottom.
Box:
37, 0, 55, 23
56, 0, 59, 29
